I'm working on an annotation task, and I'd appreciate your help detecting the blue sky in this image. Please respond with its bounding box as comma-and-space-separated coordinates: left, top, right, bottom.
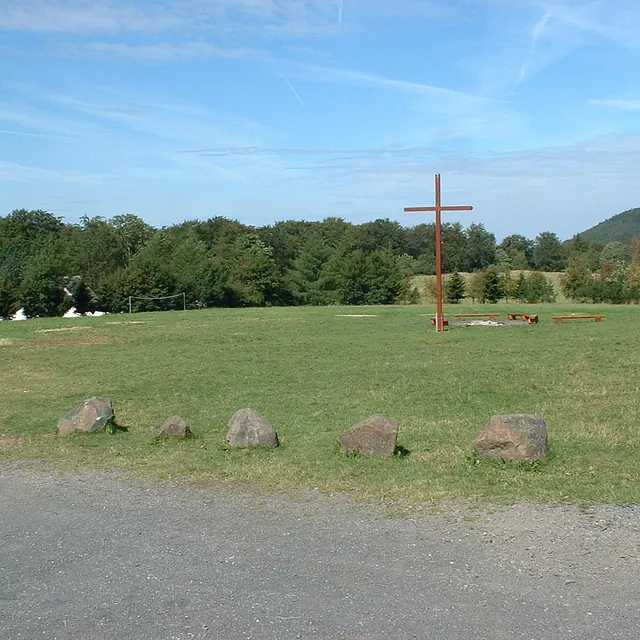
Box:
1, 0, 639, 240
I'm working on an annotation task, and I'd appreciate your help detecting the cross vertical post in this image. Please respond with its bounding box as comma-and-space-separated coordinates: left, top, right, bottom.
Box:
434, 173, 443, 333
404, 174, 473, 332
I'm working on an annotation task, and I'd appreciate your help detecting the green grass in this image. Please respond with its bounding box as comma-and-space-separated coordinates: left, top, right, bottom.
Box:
1, 303, 639, 504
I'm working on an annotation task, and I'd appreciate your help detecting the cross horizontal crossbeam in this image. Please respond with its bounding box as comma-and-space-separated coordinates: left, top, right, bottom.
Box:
404, 206, 473, 213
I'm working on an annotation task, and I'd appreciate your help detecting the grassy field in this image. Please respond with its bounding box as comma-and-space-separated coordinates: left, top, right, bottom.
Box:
1, 302, 639, 505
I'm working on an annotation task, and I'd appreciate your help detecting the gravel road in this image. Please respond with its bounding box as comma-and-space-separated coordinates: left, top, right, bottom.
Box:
1, 465, 638, 639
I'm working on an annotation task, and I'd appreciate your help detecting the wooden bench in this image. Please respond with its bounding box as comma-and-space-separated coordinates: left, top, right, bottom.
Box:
552, 315, 605, 324
430, 317, 449, 327
454, 313, 500, 321
508, 313, 539, 324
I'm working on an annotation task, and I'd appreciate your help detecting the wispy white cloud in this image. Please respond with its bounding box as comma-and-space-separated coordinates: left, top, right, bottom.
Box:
587, 98, 640, 110
0, 0, 178, 33
286, 62, 524, 147
62, 41, 263, 61
0, 160, 110, 183
550, 1, 640, 49
518, 10, 552, 83
513, 0, 640, 85
0, 0, 455, 39
0, 0, 343, 36
0, 129, 64, 138
288, 132, 640, 238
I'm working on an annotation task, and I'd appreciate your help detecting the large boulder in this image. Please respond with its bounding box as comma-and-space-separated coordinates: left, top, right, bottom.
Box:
474, 414, 548, 462
157, 415, 191, 438
338, 415, 398, 457
57, 396, 115, 436
227, 409, 279, 448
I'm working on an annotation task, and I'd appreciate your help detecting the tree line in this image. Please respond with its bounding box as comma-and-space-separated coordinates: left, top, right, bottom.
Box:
0, 208, 638, 318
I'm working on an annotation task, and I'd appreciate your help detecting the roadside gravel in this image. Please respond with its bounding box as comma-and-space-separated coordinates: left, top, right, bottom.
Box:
1, 464, 638, 639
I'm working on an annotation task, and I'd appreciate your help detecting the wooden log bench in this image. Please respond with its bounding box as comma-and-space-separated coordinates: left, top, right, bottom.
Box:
508, 313, 539, 324
454, 313, 500, 321
552, 314, 605, 324
430, 317, 449, 326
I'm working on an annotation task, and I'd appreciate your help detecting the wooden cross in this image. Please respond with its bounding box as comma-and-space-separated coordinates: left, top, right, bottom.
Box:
404, 173, 473, 332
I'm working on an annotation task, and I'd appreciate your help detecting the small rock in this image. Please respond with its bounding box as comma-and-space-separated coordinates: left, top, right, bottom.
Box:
227, 409, 279, 448
338, 415, 399, 457
474, 414, 548, 462
157, 416, 191, 438
57, 397, 115, 436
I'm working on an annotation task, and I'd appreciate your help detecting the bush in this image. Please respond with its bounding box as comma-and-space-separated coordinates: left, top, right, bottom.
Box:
466, 270, 487, 303
521, 272, 556, 303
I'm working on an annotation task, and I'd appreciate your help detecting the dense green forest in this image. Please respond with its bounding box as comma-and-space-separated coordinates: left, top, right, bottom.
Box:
1, 208, 639, 318
578, 208, 640, 244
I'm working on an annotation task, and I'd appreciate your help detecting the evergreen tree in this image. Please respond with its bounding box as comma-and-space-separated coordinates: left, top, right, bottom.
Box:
444, 272, 466, 303
482, 270, 504, 303
290, 236, 333, 305
514, 272, 528, 301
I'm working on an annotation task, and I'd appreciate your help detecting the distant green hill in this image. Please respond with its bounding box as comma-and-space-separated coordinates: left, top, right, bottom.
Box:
579, 208, 640, 243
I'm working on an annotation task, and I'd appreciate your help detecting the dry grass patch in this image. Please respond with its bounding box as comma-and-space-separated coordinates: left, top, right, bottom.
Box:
34, 326, 92, 334
0, 436, 24, 451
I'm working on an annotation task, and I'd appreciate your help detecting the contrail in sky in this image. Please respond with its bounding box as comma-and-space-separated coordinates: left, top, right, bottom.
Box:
338, 0, 344, 25
277, 68, 305, 106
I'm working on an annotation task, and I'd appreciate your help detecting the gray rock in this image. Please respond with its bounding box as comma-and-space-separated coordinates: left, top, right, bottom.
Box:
227, 409, 279, 448
157, 416, 191, 438
474, 414, 548, 462
338, 415, 399, 457
57, 397, 115, 437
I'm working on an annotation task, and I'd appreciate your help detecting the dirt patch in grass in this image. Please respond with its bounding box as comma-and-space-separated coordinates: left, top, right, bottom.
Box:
0, 338, 12, 346
26, 337, 109, 346
35, 326, 92, 334
335, 314, 377, 318
105, 321, 147, 326
0, 436, 24, 451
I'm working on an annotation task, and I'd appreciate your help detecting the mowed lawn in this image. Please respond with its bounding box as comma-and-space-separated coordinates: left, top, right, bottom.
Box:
1, 303, 638, 504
